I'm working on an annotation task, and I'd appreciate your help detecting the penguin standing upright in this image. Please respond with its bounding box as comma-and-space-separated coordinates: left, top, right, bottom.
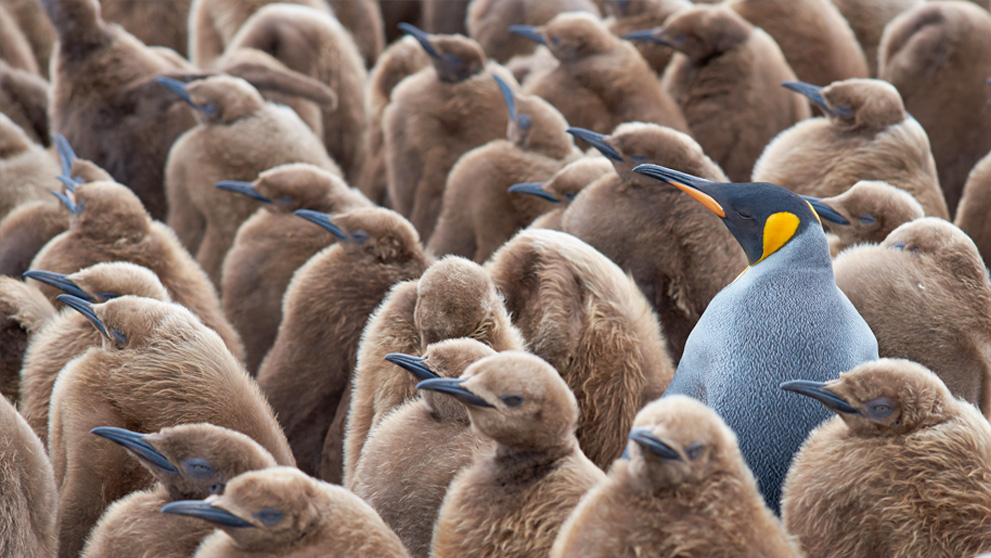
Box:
633, 164, 878, 512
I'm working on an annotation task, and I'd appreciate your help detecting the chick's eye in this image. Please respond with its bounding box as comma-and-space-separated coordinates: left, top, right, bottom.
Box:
501, 395, 523, 407
209, 483, 223, 494
518, 114, 531, 132
873, 404, 890, 413
686, 443, 704, 460
256, 508, 283, 526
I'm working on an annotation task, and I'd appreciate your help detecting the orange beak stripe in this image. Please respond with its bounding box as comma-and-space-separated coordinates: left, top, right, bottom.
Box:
667, 180, 726, 218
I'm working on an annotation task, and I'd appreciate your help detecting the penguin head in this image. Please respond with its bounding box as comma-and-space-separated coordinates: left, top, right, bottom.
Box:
0, 114, 31, 159
399, 24, 486, 83
156, 75, 265, 125
230, 163, 349, 213
881, 218, 990, 286
492, 74, 573, 157
511, 156, 614, 204
294, 207, 422, 263
42, 0, 104, 43
512, 13, 616, 63
60, 181, 152, 245
627, 5, 750, 62
633, 164, 821, 265
782, 78, 905, 132
392, 338, 496, 420
781, 359, 955, 437
809, 180, 924, 242
26, 262, 167, 304
414, 257, 502, 347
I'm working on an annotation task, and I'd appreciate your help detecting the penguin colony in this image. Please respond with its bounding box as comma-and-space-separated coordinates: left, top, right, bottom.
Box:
1, 1, 990, 556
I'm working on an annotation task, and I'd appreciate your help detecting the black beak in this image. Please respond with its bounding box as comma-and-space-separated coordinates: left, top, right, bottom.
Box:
293, 209, 348, 241
629, 427, 681, 460
493, 74, 517, 122
416, 377, 494, 408
160, 501, 255, 528
781, 81, 853, 118
384, 353, 438, 382
780, 379, 860, 415
53, 134, 77, 185
215, 180, 273, 204
633, 164, 727, 218
508, 25, 546, 45
90, 426, 179, 475
398, 23, 440, 58
50, 190, 81, 213
56, 294, 125, 345
22, 270, 94, 301
622, 29, 671, 46
508, 182, 559, 203
566, 128, 623, 162
801, 196, 850, 226
154, 76, 216, 117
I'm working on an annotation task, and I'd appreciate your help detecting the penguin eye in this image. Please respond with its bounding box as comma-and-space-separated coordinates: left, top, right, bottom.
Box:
96, 292, 119, 301
201, 102, 218, 117
873, 405, 890, 413
736, 210, 753, 220
563, 193, 576, 201
349, 230, 369, 244
629, 155, 647, 164
864, 397, 896, 421
501, 395, 523, 407
856, 214, 876, 225
277, 196, 294, 206
183, 458, 215, 478
208, 483, 223, 494
256, 508, 283, 526
110, 328, 127, 347
686, 443, 704, 460
518, 114, 531, 132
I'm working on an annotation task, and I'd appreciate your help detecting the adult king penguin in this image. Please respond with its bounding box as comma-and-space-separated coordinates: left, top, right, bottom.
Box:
633, 164, 878, 512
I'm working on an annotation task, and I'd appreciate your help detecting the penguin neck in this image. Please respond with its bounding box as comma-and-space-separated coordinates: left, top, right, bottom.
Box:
490, 438, 576, 487
745, 225, 833, 277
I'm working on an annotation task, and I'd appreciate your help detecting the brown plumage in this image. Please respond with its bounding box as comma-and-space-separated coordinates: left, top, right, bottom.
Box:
727, 0, 868, 89
384, 27, 512, 242
0, 267, 56, 404
0, 0, 56, 74
100, 0, 190, 56
830, 0, 921, 77
224, 3, 369, 183
162, 74, 338, 288
428, 351, 607, 558
0, 395, 57, 558
753, 78, 947, 218
486, 228, 675, 467
955, 151, 991, 266
812, 180, 924, 257
0, 200, 67, 280
0, 3, 40, 74
351, 339, 495, 558
648, 4, 810, 181
326, 0, 384, 68
833, 218, 991, 416
878, 1, 991, 215
80, 423, 277, 558
526, 156, 613, 230
781, 358, 991, 557
221, 163, 372, 375
29, 179, 245, 362
0, 114, 58, 220
48, 295, 294, 558
428, 74, 580, 262
605, 0, 690, 76
0, 61, 50, 147
422, 0, 469, 35
164, 466, 410, 558
519, 12, 688, 137
550, 395, 800, 558
559, 123, 744, 360
466, 0, 601, 63
344, 256, 526, 484
257, 207, 432, 482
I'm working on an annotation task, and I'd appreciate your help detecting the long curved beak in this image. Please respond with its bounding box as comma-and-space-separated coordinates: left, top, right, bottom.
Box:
293, 209, 348, 241
493, 74, 517, 122
509, 25, 546, 45
801, 196, 850, 226
53, 134, 77, 184
160, 501, 255, 528
416, 377, 494, 408
50, 190, 81, 213
23, 270, 94, 301
566, 128, 623, 162
398, 23, 440, 58
215, 180, 273, 204
90, 427, 179, 474
56, 294, 110, 338
781, 81, 853, 118
508, 182, 559, 203
622, 29, 671, 46
633, 164, 727, 218
384, 353, 438, 382
629, 427, 681, 460
780, 380, 860, 415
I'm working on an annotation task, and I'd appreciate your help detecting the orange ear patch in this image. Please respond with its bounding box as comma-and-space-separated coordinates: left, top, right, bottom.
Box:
756, 212, 800, 264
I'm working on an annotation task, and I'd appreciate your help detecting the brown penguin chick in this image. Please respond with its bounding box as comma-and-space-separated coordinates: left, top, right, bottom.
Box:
29, 180, 246, 362
80, 423, 278, 558
832, 219, 991, 417
830, 0, 922, 77
344, 256, 527, 484
515, 12, 689, 137
727, 0, 868, 90
44, 0, 203, 220
878, 1, 991, 216
0, 61, 50, 146
220, 163, 373, 375
161, 75, 339, 287
557, 123, 745, 359
163, 467, 410, 558
955, 151, 991, 266
0, 114, 59, 220
525, 156, 614, 230
639, 4, 810, 182
753, 78, 947, 218
466, 0, 601, 63
0, 273, 56, 403
0, 395, 57, 558
1, 0, 56, 74
17, 262, 169, 442
606, 0, 691, 76
486, 228, 675, 467
0, 200, 68, 279
100, 0, 190, 56
427, 351, 607, 558
326, 0, 384, 68
550, 395, 801, 558
350, 339, 495, 558
384, 26, 513, 242
358, 35, 431, 206
428, 74, 581, 262
810, 180, 924, 257
47, 295, 294, 558
224, 3, 369, 184
257, 207, 432, 482
0, 3, 40, 75
780, 359, 991, 557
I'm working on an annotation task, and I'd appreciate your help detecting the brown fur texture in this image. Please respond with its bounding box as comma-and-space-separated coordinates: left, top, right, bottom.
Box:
658, 4, 810, 182
1, 0, 56, 74
358, 36, 431, 206
163, 74, 338, 287
29, 180, 245, 362
0, 395, 57, 558
486, 229, 675, 467
504, 45, 558, 86
80, 423, 277, 558
344, 256, 526, 484
225, 4, 369, 184
48, 296, 294, 558
221, 163, 372, 375
0, 62, 49, 147
831, 0, 922, 77
551, 396, 801, 557
753, 78, 947, 218
955, 151, 991, 266
527, 156, 614, 230
560, 123, 745, 360
428, 75, 581, 262
606, 0, 690, 76
100, 0, 190, 56
384, 32, 512, 242
0, 253, 57, 403
326, 0, 384, 68
0, 200, 68, 280
430, 351, 607, 558
878, 1, 991, 216
0, 3, 40, 74
728, 0, 868, 90
815, 180, 924, 256
782, 359, 991, 557
257, 208, 432, 482
421, 0, 469, 35
380, 1, 422, 44
522, 12, 688, 136
467, 0, 601, 63
183, 467, 410, 558
833, 219, 991, 416
0, 114, 59, 220
351, 339, 495, 558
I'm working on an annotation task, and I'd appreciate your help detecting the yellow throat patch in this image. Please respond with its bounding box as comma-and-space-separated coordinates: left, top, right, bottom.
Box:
756, 212, 800, 264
